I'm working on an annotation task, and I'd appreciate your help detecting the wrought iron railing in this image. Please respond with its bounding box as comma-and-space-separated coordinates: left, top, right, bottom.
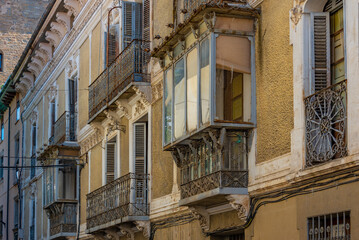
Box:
305, 80, 347, 166
178, 130, 248, 199
176, 0, 247, 25
49, 201, 77, 237
88, 39, 150, 119
86, 173, 149, 230
54, 111, 77, 145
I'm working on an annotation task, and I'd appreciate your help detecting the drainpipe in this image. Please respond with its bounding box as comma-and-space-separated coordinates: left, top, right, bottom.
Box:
6, 107, 11, 240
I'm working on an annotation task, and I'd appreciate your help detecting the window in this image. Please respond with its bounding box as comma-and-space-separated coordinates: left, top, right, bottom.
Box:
68, 79, 77, 141
16, 101, 20, 121
310, 0, 344, 93
308, 211, 350, 239
44, 163, 55, 206
0, 156, 3, 180
163, 34, 254, 146
134, 123, 147, 201
0, 123, 3, 141
29, 200, 35, 240
14, 197, 19, 228
31, 124, 36, 178
14, 134, 20, 184
0, 52, 3, 72
49, 100, 56, 140
58, 160, 76, 200
106, 137, 116, 184
0, 208, 3, 237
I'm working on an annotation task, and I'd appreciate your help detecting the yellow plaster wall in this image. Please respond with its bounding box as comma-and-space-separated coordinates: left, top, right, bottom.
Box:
80, 155, 89, 224
120, 117, 129, 176
247, 180, 359, 240
154, 220, 208, 240
91, 21, 103, 83
79, 38, 90, 130
90, 144, 103, 191
151, 99, 173, 199
255, 0, 294, 163
57, 70, 66, 118
152, 0, 173, 49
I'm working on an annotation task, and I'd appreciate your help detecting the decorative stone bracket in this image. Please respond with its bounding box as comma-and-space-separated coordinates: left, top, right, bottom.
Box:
190, 206, 210, 232
226, 194, 250, 222
135, 221, 151, 239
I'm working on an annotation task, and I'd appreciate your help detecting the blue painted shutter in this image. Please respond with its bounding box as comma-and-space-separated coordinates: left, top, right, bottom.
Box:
122, 1, 143, 49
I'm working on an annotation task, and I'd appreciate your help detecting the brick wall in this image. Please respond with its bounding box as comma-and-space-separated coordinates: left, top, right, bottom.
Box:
0, 0, 50, 85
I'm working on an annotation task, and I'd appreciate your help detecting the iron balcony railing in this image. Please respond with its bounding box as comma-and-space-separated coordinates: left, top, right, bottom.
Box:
49, 201, 77, 237
53, 111, 77, 145
88, 39, 150, 120
86, 173, 149, 230
179, 130, 248, 199
305, 80, 347, 166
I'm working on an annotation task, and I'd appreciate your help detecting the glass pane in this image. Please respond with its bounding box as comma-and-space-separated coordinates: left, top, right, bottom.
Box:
187, 48, 198, 132
174, 59, 185, 139
200, 39, 210, 124
215, 36, 251, 122
164, 69, 173, 144
330, 8, 345, 84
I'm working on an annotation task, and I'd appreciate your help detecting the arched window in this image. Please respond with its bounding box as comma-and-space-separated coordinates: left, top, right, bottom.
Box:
0, 52, 3, 72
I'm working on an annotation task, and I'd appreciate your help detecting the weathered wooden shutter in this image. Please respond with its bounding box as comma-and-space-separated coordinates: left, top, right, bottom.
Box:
108, 24, 120, 64
310, 12, 330, 93
134, 123, 146, 200
106, 142, 115, 183
122, 1, 143, 49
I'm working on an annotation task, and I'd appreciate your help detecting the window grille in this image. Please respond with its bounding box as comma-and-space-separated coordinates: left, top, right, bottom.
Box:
308, 211, 350, 239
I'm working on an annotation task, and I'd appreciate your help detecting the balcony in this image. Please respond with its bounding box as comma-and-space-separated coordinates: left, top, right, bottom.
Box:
86, 173, 149, 233
305, 80, 347, 166
88, 39, 150, 122
53, 111, 77, 145
45, 201, 77, 239
173, 129, 248, 206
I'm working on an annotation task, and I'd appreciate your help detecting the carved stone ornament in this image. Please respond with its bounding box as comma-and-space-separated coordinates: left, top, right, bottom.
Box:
47, 85, 57, 102
29, 110, 38, 124
190, 206, 210, 232
119, 225, 134, 240
30, 182, 37, 200
79, 123, 104, 155
226, 194, 250, 222
135, 221, 151, 239
152, 81, 163, 103
104, 110, 126, 134
290, 0, 307, 25
203, 12, 216, 32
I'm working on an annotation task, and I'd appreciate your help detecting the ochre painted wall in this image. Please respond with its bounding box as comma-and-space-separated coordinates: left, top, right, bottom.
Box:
255, 0, 294, 163
91, 21, 103, 83
79, 38, 90, 130
151, 99, 173, 199
154, 220, 208, 240
90, 143, 103, 191
120, 117, 129, 176
152, 0, 173, 49
246, 180, 359, 240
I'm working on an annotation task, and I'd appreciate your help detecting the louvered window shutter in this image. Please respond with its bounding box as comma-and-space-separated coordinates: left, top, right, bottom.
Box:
108, 24, 120, 65
122, 2, 143, 50
134, 123, 146, 200
106, 143, 115, 183
310, 12, 330, 93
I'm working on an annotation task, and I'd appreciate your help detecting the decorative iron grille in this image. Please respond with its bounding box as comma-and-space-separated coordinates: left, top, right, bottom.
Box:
49, 202, 77, 236
178, 130, 248, 199
88, 39, 150, 120
305, 80, 347, 166
308, 211, 350, 240
86, 173, 149, 230
54, 111, 77, 145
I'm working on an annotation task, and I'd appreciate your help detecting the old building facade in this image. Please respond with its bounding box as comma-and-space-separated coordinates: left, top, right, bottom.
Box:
0, 0, 358, 239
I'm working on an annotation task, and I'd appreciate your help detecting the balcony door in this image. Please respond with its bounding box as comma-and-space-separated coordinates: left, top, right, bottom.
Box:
68, 78, 77, 141
133, 122, 147, 208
